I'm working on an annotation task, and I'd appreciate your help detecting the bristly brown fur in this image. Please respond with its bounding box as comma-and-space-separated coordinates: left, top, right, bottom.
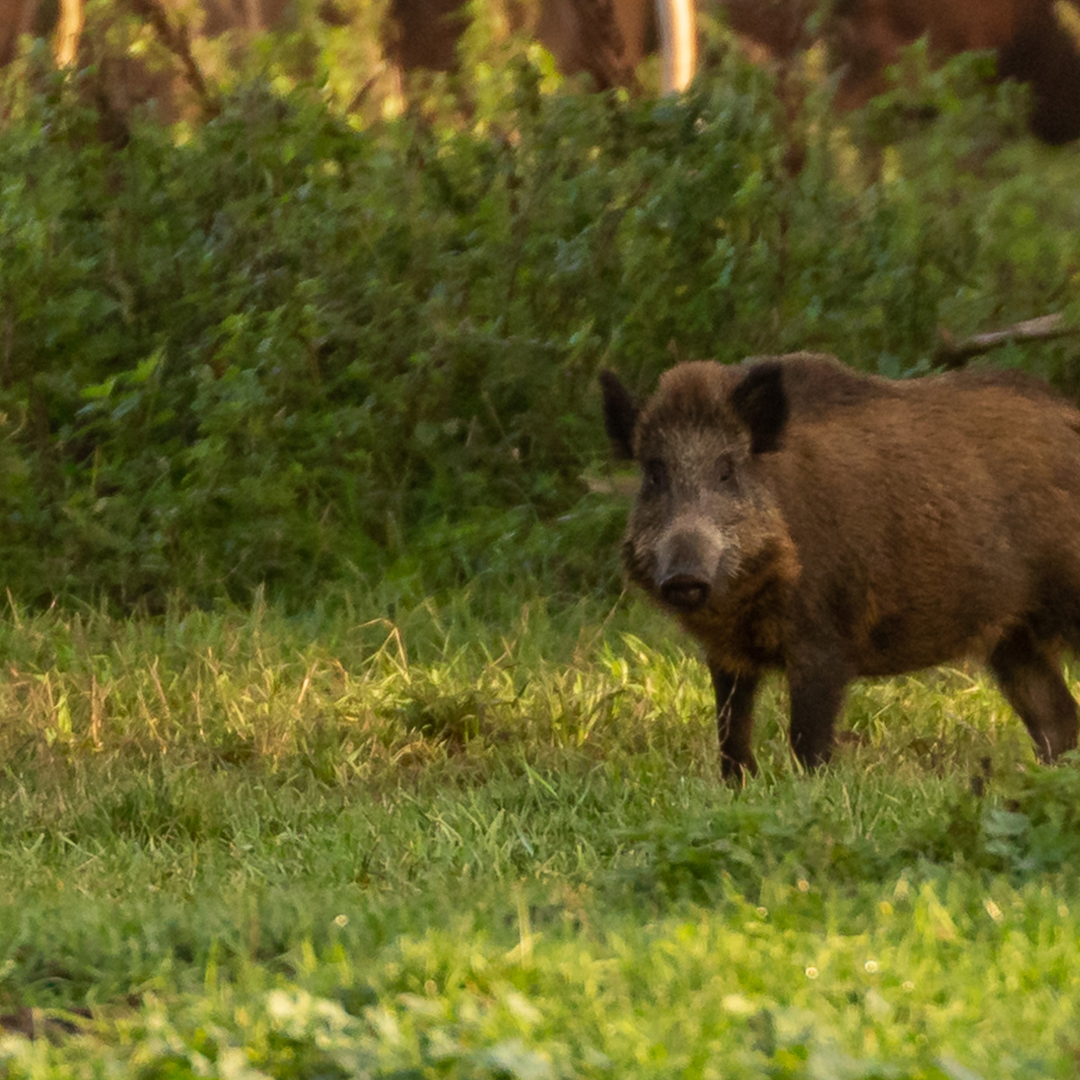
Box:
607, 352, 1080, 779
637, 361, 737, 437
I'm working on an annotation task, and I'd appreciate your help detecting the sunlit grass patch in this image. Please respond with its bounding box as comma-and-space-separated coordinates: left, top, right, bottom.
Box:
2, 591, 1080, 1075
0, 592, 1063, 786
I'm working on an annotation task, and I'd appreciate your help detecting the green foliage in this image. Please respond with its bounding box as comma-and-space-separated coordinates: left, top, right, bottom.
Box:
614, 757, 1080, 909
895, 756, 1080, 875
0, 43, 1079, 606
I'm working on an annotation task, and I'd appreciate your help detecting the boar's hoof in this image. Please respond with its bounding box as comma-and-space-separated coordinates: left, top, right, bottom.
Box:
660, 573, 710, 611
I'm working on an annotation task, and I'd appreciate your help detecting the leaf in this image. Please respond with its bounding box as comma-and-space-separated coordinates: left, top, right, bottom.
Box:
481, 1040, 554, 1080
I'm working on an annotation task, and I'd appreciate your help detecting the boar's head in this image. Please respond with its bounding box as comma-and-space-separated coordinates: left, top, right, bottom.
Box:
601, 360, 790, 615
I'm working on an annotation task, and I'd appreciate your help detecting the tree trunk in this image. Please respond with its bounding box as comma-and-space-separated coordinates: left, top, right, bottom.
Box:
0, 0, 39, 67
657, 0, 696, 91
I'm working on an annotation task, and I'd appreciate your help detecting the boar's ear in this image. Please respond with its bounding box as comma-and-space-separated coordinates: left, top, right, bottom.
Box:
600, 370, 639, 460
731, 361, 788, 454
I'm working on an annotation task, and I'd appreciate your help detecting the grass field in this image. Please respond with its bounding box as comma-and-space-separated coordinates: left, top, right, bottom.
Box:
1, 588, 1080, 1078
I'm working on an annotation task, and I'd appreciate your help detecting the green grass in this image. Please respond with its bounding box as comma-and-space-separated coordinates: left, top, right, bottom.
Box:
1, 591, 1080, 1077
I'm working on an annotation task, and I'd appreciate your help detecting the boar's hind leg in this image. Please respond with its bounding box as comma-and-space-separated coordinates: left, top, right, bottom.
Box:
989, 627, 1079, 762
787, 659, 849, 770
711, 669, 760, 780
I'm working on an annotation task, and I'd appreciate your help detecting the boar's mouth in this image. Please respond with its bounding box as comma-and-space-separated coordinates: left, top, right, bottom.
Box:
660, 573, 711, 611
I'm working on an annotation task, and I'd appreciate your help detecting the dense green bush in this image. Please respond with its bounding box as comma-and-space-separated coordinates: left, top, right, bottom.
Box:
1, 45, 1078, 607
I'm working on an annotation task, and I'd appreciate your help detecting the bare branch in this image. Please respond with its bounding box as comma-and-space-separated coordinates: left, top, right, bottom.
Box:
934, 314, 1080, 369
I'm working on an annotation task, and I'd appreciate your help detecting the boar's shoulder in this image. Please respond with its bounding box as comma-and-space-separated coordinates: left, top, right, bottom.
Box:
937, 366, 1072, 405
752, 353, 1076, 431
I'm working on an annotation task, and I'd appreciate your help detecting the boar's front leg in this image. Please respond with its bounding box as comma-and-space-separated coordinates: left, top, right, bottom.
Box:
711, 669, 760, 780
786, 654, 850, 770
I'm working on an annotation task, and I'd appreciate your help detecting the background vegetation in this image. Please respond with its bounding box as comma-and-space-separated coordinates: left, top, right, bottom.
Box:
1, 17, 1079, 609
2, 6, 1080, 1076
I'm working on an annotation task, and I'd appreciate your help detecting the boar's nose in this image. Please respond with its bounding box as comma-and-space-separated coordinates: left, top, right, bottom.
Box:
660, 573, 710, 610
657, 530, 715, 611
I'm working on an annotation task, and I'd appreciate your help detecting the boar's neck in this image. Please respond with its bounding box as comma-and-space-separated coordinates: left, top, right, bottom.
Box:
676, 536, 799, 674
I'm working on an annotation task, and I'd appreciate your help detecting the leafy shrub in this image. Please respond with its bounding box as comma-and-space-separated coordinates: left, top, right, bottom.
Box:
0, 42, 1078, 608
909, 757, 1080, 875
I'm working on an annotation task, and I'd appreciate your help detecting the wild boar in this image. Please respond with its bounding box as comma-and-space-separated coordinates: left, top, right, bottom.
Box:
600, 353, 1080, 778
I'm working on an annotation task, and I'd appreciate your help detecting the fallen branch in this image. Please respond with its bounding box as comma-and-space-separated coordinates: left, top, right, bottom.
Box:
934, 314, 1080, 369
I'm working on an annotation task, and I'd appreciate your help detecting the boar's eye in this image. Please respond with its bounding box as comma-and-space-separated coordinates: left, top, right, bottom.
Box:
716, 457, 734, 484
642, 458, 668, 495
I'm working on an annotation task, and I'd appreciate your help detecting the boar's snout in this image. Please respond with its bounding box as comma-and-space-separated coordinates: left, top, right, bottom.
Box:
657, 529, 721, 612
